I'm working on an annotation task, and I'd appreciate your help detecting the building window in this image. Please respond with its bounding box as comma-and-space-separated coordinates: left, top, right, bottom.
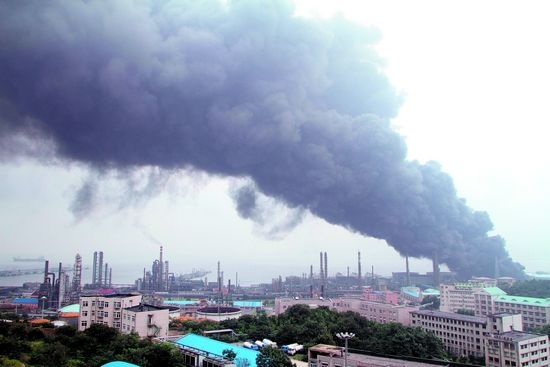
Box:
81, 321, 88, 328
82, 301, 88, 307
81, 311, 88, 317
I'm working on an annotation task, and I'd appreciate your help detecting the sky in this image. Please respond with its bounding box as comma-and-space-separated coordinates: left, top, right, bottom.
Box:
0, 0, 548, 285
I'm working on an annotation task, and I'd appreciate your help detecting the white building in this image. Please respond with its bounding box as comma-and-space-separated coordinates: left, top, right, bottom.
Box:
440, 280, 495, 313
79, 293, 142, 331
493, 296, 550, 330
78, 293, 173, 339
410, 310, 523, 359
474, 287, 507, 316
122, 304, 170, 339
275, 297, 418, 325
485, 331, 549, 367
332, 298, 418, 326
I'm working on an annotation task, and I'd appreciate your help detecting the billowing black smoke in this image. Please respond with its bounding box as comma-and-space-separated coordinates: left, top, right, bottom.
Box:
0, 0, 523, 279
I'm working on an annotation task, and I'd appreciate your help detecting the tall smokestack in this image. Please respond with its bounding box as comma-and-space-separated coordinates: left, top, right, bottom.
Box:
406, 256, 410, 286
358, 251, 362, 283
433, 251, 440, 288
324, 252, 328, 281
109, 267, 112, 286
44, 260, 49, 283
217, 261, 221, 291
165, 260, 169, 289
319, 252, 324, 283
92, 252, 97, 285
98, 251, 103, 286
310, 265, 313, 280
159, 246, 164, 291
104, 263, 108, 286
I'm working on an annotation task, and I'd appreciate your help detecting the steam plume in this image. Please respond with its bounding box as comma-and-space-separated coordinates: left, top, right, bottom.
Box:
0, 0, 523, 278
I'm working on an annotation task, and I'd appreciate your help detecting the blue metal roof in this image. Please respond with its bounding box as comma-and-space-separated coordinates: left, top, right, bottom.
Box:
233, 300, 262, 308
176, 333, 259, 367
163, 300, 199, 306
101, 362, 140, 367
13, 298, 38, 305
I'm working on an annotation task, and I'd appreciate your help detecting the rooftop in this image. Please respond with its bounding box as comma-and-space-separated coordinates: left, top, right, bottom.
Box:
412, 310, 486, 324
496, 295, 550, 307
487, 331, 547, 343
482, 287, 507, 296
175, 333, 259, 367
310, 344, 447, 367
81, 293, 141, 299
126, 304, 172, 312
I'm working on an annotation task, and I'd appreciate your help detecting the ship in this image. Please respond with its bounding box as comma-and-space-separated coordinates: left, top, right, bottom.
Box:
12, 256, 46, 262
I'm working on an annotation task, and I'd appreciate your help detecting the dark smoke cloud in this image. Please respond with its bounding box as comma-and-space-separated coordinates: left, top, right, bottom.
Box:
231, 182, 305, 239
0, 0, 523, 278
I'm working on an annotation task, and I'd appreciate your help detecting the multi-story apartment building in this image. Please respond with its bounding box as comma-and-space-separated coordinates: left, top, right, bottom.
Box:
273, 297, 333, 315
440, 280, 496, 313
485, 331, 549, 367
474, 287, 507, 316
79, 293, 143, 331
121, 304, 170, 339
362, 287, 399, 305
274, 297, 417, 325
410, 310, 523, 358
494, 296, 550, 330
333, 298, 417, 326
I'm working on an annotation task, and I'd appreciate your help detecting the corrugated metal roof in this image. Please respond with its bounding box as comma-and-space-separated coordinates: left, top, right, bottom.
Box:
176, 333, 259, 367
496, 295, 550, 307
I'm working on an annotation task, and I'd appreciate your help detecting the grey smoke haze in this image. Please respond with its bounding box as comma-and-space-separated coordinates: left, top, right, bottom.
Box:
0, 0, 523, 278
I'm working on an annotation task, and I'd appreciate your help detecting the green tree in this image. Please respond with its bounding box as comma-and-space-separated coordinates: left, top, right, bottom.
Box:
223, 348, 237, 361
501, 280, 550, 298
256, 347, 294, 367
421, 295, 440, 310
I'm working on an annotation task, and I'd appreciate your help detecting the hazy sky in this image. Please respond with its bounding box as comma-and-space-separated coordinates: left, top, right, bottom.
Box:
1, 0, 548, 285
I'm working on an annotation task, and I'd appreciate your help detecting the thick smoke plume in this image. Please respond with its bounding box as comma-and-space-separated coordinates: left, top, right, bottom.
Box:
0, 0, 523, 279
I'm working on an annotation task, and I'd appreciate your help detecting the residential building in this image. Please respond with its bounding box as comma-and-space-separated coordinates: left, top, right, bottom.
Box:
410, 310, 523, 358
362, 287, 399, 305
485, 331, 549, 367
275, 297, 417, 325
274, 297, 333, 315
79, 293, 142, 331
494, 295, 550, 330
332, 298, 417, 326
474, 287, 507, 316
122, 304, 171, 339
440, 280, 496, 313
